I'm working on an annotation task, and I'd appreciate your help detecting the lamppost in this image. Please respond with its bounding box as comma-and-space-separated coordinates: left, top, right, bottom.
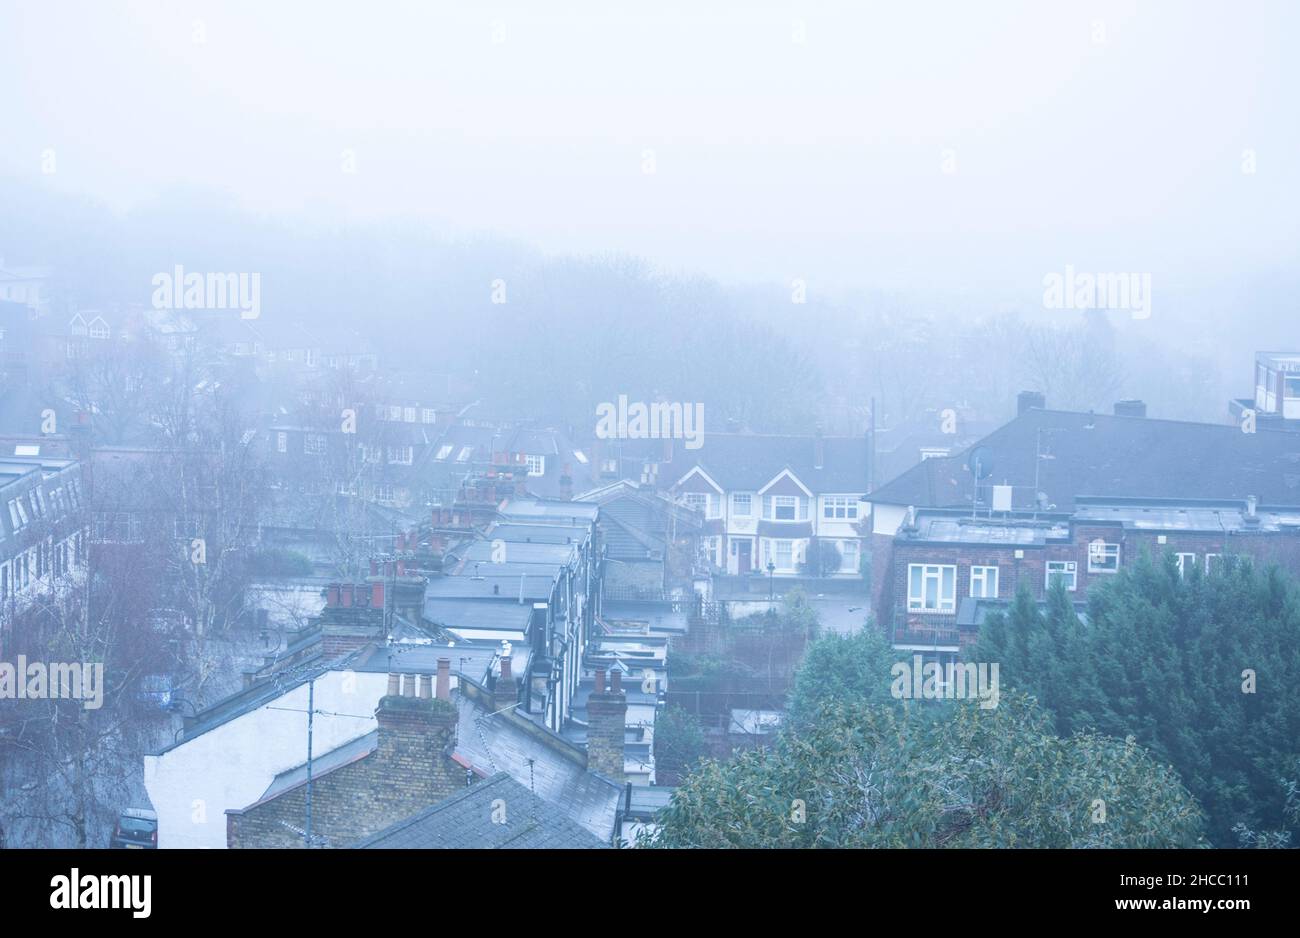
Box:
767, 560, 776, 603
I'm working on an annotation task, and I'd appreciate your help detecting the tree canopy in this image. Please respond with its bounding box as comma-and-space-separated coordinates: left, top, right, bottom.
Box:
975, 553, 1300, 846
647, 693, 1205, 848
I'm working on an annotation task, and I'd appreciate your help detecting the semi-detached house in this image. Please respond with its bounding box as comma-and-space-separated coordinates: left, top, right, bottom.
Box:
662, 432, 870, 578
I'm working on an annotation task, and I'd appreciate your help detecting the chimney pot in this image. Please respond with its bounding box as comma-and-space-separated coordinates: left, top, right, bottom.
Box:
594, 668, 606, 693
417, 673, 432, 699
387, 673, 400, 696
611, 669, 623, 694
327, 584, 340, 607
402, 674, 417, 698
341, 584, 354, 607
435, 658, 451, 701
371, 581, 385, 609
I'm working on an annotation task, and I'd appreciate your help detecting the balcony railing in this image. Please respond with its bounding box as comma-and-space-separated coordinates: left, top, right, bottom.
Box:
892, 626, 961, 647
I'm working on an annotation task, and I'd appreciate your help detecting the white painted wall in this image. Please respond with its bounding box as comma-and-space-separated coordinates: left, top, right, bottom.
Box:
871, 503, 909, 536
143, 669, 389, 848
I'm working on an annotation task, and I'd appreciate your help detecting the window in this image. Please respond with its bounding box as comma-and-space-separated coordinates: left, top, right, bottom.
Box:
683, 492, 707, 513
601, 458, 618, 474
840, 539, 859, 573
823, 496, 858, 520
304, 434, 327, 456
1176, 553, 1196, 578
908, 563, 957, 613
422, 408, 437, 424
525, 454, 545, 476
456, 446, 473, 462
435, 444, 454, 460
374, 483, 396, 503
387, 445, 414, 465
403, 407, 416, 423
774, 540, 794, 571
919, 447, 950, 461
732, 493, 752, 516
969, 565, 999, 598
1087, 541, 1120, 573
1045, 560, 1078, 591
9, 498, 28, 530
1205, 553, 1221, 574
88, 318, 110, 339
277, 432, 287, 453
769, 495, 798, 521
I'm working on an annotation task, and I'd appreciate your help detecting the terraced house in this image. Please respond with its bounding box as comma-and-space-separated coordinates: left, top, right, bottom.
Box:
0, 451, 88, 644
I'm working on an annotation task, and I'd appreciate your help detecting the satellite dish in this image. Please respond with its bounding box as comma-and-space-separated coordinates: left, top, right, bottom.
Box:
967, 446, 993, 480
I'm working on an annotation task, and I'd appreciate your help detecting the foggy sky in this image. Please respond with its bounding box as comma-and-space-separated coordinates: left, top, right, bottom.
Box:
3, 0, 1297, 298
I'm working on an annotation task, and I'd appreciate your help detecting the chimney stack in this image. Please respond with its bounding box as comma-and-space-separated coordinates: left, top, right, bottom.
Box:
319, 582, 385, 660
1017, 390, 1046, 415
587, 667, 627, 782
494, 642, 517, 712
374, 679, 458, 796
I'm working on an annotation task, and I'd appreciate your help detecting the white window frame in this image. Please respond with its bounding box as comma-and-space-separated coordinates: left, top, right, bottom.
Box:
1176, 552, 1196, 578
525, 454, 545, 476
822, 496, 858, 520
773, 539, 794, 572
1087, 541, 1120, 573
303, 433, 327, 456
277, 431, 287, 453
435, 444, 454, 460
387, 445, 414, 465
969, 565, 999, 599
1205, 553, 1221, 574
732, 493, 752, 517
1045, 560, 1078, 591
908, 563, 957, 614
422, 408, 437, 424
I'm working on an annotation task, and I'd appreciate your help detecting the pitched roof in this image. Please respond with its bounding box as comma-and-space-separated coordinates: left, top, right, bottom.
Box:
351, 772, 610, 849
868, 408, 1300, 511
663, 432, 868, 494
452, 692, 621, 840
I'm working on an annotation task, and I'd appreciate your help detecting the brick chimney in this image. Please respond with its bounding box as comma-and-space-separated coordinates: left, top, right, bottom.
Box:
373, 673, 459, 796
1017, 390, 1046, 415
494, 643, 518, 712
587, 667, 627, 782
319, 582, 385, 660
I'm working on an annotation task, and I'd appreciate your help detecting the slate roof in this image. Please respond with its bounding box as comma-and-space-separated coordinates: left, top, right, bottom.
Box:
869, 408, 1300, 511
351, 772, 610, 849
453, 691, 622, 840
663, 432, 869, 494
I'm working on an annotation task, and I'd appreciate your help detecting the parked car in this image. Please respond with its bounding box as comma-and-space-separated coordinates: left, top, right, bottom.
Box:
109, 808, 157, 849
